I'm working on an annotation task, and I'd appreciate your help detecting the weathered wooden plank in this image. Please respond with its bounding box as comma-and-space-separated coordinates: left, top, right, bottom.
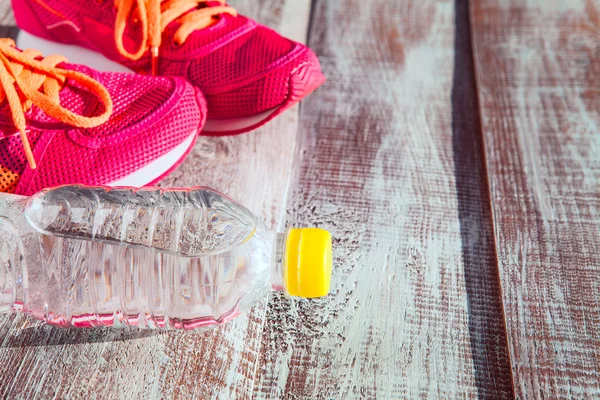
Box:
471, 0, 600, 398
0, 3, 17, 39
0, 1, 311, 399
253, 0, 513, 398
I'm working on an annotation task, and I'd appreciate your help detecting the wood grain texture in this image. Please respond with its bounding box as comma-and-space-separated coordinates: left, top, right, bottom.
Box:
471, 0, 600, 398
0, 3, 17, 39
0, 1, 311, 399
253, 0, 513, 398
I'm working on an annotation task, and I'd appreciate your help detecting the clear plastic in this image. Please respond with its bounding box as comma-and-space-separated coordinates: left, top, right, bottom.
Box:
0, 185, 287, 330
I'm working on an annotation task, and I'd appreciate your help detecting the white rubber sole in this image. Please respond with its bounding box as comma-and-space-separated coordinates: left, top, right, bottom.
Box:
17, 31, 279, 134
108, 131, 196, 187
202, 108, 278, 133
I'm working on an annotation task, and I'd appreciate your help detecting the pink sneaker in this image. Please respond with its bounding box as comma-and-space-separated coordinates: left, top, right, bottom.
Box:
0, 38, 206, 196
12, 0, 326, 135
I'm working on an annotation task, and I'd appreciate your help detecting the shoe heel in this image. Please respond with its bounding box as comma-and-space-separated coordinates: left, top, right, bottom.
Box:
12, 0, 132, 73
11, 0, 69, 42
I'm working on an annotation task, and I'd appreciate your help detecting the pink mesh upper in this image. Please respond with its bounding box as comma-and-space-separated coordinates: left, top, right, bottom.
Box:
13, 0, 325, 120
0, 127, 43, 191
0, 60, 206, 195
187, 25, 295, 86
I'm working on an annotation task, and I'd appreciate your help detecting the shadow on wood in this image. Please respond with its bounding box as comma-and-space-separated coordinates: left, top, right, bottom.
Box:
0, 323, 158, 348
451, 0, 514, 398
0, 25, 19, 40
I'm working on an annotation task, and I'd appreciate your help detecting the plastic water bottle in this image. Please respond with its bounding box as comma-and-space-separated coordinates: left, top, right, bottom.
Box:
0, 185, 332, 330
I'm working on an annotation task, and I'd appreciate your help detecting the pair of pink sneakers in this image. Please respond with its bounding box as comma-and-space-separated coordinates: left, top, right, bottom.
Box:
2, 0, 325, 195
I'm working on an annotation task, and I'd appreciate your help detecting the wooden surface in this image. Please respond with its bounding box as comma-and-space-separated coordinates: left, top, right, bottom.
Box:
254, 0, 513, 398
0, 0, 599, 398
471, 0, 600, 398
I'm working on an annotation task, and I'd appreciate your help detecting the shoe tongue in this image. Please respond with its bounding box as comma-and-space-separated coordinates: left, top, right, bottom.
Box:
162, 12, 246, 50
119, 3, 245, 52
29, 62, 106, 125
182, 1, 225, 9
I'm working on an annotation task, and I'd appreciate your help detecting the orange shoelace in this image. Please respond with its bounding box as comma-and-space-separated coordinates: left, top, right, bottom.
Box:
114, 0, 237, 74
0, 39, 113, 169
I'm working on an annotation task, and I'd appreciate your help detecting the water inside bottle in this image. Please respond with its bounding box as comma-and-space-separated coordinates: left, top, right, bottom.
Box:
0, 186, 277, 329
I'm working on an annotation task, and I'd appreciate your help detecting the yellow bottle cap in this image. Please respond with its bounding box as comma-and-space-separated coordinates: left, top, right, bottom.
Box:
284, 228, 332, 298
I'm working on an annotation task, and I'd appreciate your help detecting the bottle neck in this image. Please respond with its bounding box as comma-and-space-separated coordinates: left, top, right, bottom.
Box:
271, 232, 286, 291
